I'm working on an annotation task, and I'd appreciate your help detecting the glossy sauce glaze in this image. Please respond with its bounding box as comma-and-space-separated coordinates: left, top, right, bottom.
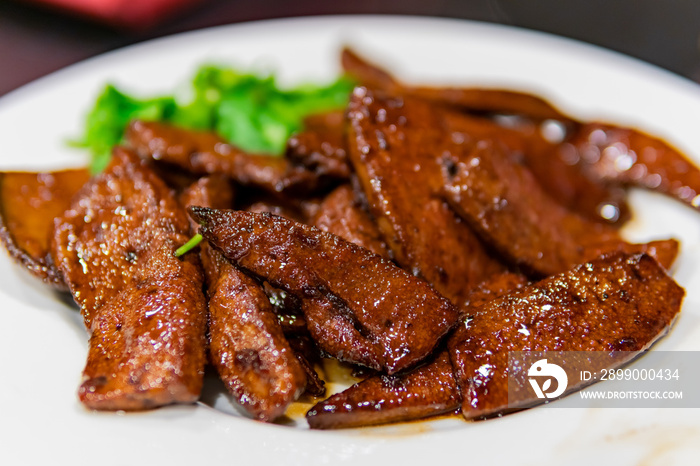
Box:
182, 177, 307, 421
307, 350, 460, 429
347, 87, 506, 305
127, 120, 323, 195
52, 148, 207, 410
0, 168, 90, 289
566, 122, 700, 210
441, 138, 679, 275
190, 207, 459, 375
286, 110, 352, 180
449, 253, 684, 420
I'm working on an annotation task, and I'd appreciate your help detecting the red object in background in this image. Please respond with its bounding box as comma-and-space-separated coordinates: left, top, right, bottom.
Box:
22, 0, 204, 30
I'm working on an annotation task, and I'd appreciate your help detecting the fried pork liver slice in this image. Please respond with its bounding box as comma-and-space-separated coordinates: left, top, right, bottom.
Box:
0, 168, 90, 289
80, 240, 207, 410
126, 120, 320, 195
206, 254, 308, 420
53, 148, 194, 326
306, 350, 459, 429
306, 270, 529, 429
341, 47, 568, 121
244, 198, 328, 397
342, 48, 632, 226
441, 139, 678, 276
53, 148, 207, 410
189, 207, 459, 374
182, 178, 308, 421
449, 253, 684, 420
440, 111, 631, 226
566, 122, 700, 212
347, 87, 505, 303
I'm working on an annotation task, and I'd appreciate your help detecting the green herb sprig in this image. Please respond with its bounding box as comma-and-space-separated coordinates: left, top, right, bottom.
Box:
74, 66, 355, 173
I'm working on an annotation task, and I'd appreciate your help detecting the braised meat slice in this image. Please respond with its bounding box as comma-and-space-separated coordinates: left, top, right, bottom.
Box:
347, 87, 505, 304
441, 112, 631, 225
340, 48, 398, 95
189, 207, 459, 374
81, 239, 207, 410
0, 168, 90, 289
348, 43, 700, 220
347, 47, 700, 221
343, 49, 631, 226
244, 199, 327, 397
441, 139, 679, 276
53, 147, 207, 410
449, 252, 684, 420
263, 278, 326, 398
306, 350, 459, 429
306, 269, 529, 429
566, 123, 700, 212
311, 184, 390, 259
126, 120, 322, 195
53, 148, 194, 326
181, 178, 307, 421
287, 111, 352, 179
205, 253, 308, 420
341, 47, 568, 121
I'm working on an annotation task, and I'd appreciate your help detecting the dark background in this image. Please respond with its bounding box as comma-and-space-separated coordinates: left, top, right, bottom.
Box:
2, 0, 700, 97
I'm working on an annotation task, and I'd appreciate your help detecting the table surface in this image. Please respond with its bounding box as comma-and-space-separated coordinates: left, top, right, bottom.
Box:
2, 0, 700, 97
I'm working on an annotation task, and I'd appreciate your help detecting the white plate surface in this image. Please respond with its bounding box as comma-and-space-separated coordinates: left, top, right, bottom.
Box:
1, 15, 700, 466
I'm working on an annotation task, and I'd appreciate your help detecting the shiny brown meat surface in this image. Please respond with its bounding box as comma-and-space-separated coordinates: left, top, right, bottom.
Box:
182, 178, 307, 421
287, 111, 352, 179
513, 130, 630, 225
0, 168, 90, 289
53, 148, 207, 410
347, 87, 505, 304
341, 48, 398, 94
441, 112, 630, 225
311, 184, 390, 259
180, 176, 234, 281
260, 281, 326, 398
206, 253, 307, 420
246, 194, 327, 393
449, 253, 684, 420
441, 139, 679, 276
341, 47, 568, 121
306, 269, 529, 429
126, 120, 321, 195
189, 207, 459, 374
306, 351, 459, 429
343, 49, 631, 225
80, 239, 207, 410
267, 292, 330, 397
245, 200, 328, 397
566, 123, 700, 211
53, 148, 194, 326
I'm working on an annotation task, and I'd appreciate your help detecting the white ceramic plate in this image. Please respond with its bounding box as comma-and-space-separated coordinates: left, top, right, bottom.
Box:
1, 16, 700, 466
